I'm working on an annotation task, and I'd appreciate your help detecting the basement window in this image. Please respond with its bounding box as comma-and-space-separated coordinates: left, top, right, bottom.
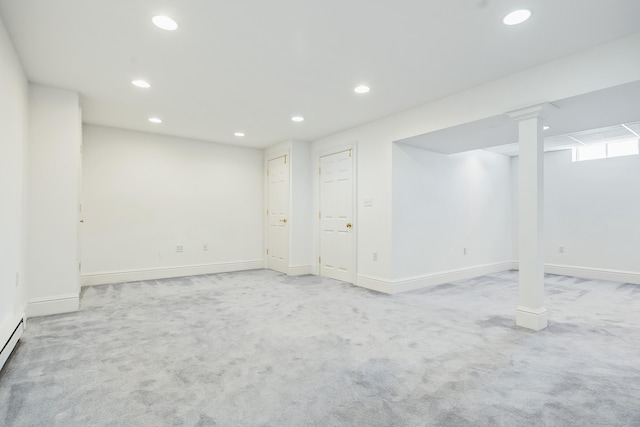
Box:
608, 138, 640, 158
572, 138, 639, 162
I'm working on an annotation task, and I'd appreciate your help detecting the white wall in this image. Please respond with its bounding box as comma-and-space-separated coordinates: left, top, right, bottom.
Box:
27, 84, 82, 316
392, 145, 513, 289
512, 149, 640, 282
0, 16, 28, 345
81, 125, 264, 284
310, 33, 640, 292
289, 140, 313, 273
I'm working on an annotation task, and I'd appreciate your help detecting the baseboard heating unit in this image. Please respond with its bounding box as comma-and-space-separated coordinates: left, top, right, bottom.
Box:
1, 317, 25, 372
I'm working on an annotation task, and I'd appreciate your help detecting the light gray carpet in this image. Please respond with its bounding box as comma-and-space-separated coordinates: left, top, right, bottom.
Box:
1, 269, 639, 426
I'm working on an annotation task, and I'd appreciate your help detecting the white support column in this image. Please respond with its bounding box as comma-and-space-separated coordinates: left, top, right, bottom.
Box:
508, 104, 547, 331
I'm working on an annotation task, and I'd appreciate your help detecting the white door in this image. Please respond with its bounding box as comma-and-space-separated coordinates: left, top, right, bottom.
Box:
267, 155, 289, 273
319, 149, 355, 283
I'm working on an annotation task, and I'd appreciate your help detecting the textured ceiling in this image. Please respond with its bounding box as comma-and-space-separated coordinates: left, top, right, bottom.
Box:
1, 0, 640, 148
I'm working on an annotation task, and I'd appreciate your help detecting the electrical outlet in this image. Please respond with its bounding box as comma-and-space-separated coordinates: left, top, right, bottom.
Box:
373, 252, 378, 261
203, 244, 208, 251
176, 245, 183, 253
463, 247, 468, 255
559, 245, 565, 254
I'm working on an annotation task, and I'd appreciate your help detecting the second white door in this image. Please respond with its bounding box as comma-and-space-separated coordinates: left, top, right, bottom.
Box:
319, 149, 355, 283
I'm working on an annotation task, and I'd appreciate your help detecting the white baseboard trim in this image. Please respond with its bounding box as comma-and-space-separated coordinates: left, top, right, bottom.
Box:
393, 262, 515, 294
511, 262, 640, 285
544, 264, 640, 284
356, 275, 394, 294
81, 259, 265, 286
288, 265, 313, 276
27, 295, 79, 318
357, 262, 514, 295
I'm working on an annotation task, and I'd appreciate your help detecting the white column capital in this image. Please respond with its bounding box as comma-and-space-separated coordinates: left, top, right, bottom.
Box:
506, 102, 556, 121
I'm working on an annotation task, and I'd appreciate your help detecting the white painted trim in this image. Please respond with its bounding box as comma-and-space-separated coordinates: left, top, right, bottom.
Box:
264, 144, 290, 160
391, 262, 515, 294
511, 262, 640, 284
544, 264, 640, 284
356, 262, 514, 294
516, 306, 548, 331
27, 295, 79, 318
506, 102, 557, 121
288, 265, 313, 276
0, 314, 25, 372
81, 259, 265, 286
316, 143, 357, 159
356, 275, 394, 294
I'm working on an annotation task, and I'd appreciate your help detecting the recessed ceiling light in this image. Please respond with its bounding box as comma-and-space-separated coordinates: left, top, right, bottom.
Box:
503, 9, 532, 26
132, 80, 151, 88
354, 85, 370, 94
543, 126, 550, 131
234, 132, 245, 137
291, 116, 304, 122
152, 15, 178, 31
148, 117, 162, 124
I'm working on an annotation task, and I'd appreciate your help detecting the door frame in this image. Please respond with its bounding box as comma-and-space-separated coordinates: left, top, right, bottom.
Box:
77, 106, 83, 290
264, 148, 291, 271
316, 143, 358, 284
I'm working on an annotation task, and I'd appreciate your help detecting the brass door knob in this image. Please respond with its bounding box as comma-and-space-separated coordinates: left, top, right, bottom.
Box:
279, 218, 287, 223
79, 219, 84, 223
346, 223, 352, 228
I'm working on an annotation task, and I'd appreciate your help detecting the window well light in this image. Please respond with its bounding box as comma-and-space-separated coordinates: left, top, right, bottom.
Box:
152, 15, 178, 31
132, 80, 151, 88
291, 116, 304, 122
503, 9, 532, 26
234, 132, 245, 137
354, 85, 370, 94
148, 117, 162, 124
572, 139, 639, 162
607, 139, 639, 158
543, 126, 550, 131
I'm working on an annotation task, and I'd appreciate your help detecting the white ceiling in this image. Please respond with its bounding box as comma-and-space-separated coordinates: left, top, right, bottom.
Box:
1, 1, 640, 148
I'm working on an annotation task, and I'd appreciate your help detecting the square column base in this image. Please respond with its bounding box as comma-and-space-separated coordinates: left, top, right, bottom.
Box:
516, 306, 548, 331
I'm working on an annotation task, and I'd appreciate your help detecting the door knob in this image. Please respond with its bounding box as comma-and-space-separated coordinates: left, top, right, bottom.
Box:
79, 219, 84, 223
279, 218, 287, 223
346, 223, 352, 228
